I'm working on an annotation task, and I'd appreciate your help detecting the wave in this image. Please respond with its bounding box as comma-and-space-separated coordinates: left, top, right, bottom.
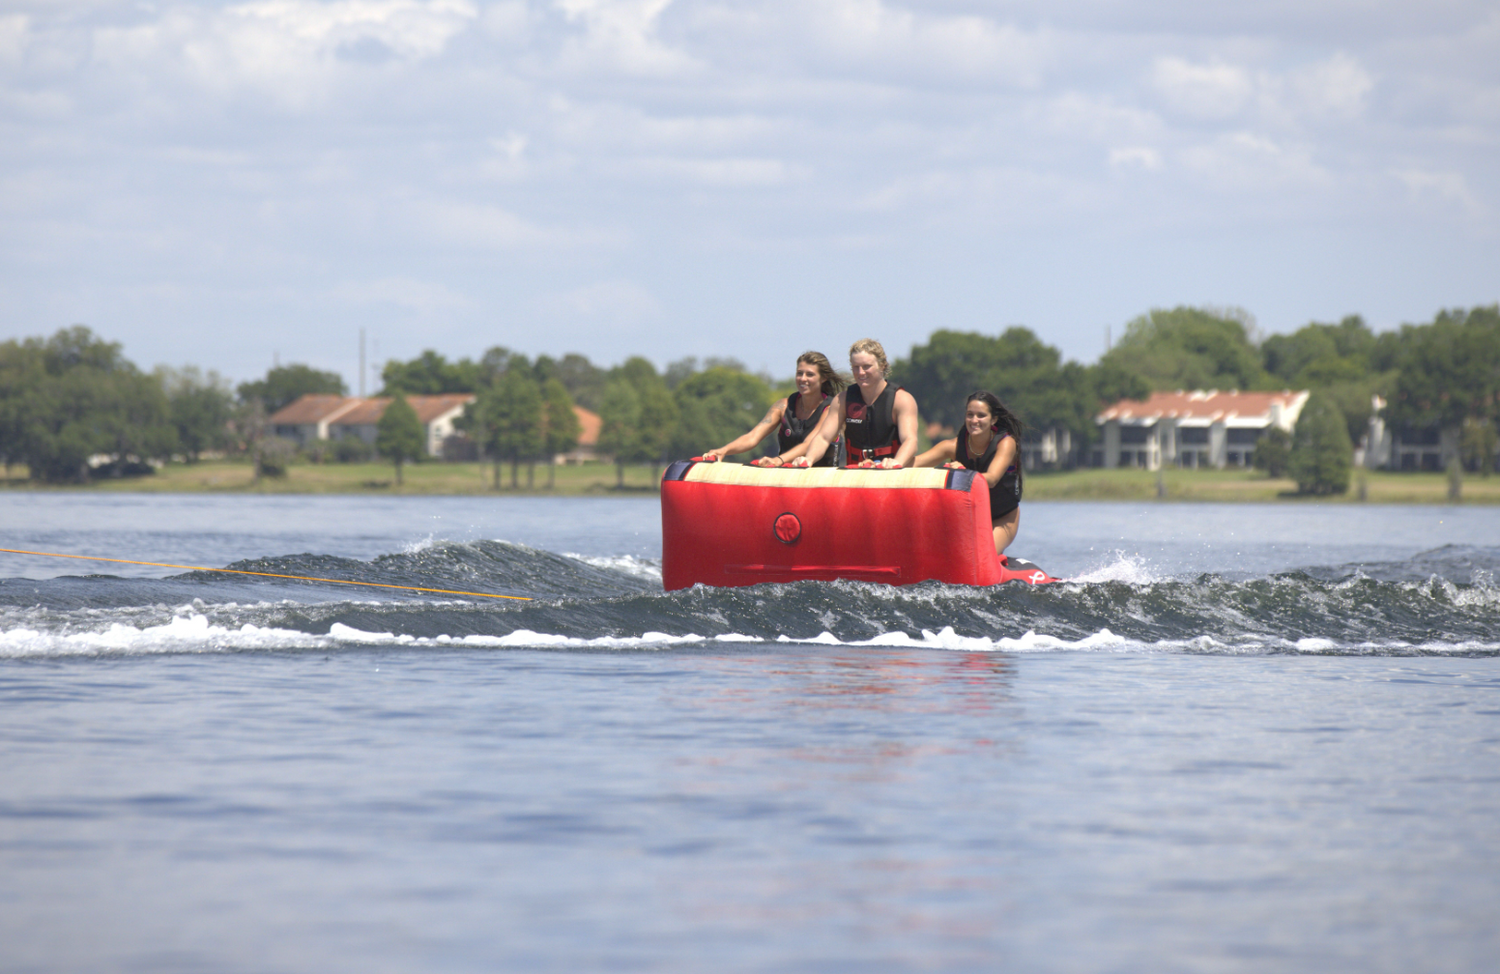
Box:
2, 542, 1497, 659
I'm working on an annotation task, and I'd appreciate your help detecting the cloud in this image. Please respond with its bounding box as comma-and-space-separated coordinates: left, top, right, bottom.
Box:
554, 0, 699, 76
0, 13, 28, 66
1179, 132, 1331, 195
1151, 57, 1255, 120
1278, 51, 1374, 117
90, 0, 479, 108
1109, 146, 1163, 171
628, 155, 801, 187
328, 275, 472, 313
1394, 168, 1483, 216
1, 0, 1496, 376
538, 278, 661, 324
413, 201, 611, 249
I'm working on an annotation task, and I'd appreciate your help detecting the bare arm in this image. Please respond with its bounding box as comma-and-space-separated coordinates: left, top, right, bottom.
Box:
913, 437, 958, 468
891, 389, 920, 467
705, 400, 785, 460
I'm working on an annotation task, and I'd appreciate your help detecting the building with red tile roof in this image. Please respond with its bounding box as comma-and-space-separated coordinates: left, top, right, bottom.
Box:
270, 394, 475, 458
1094, 389, 1309, 470
269, 394, 600, 462
557, 405, 602, 463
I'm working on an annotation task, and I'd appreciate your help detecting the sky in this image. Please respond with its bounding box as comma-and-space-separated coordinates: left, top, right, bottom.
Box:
2, 0, 1496, 389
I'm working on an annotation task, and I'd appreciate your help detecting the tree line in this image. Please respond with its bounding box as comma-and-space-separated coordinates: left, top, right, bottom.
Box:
376, 347, 773, 488
900, 304, 1498, 492
3, 304, 1495, 486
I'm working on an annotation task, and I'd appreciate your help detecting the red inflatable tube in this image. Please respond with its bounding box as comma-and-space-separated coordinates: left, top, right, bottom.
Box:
660, 460, 1059, 590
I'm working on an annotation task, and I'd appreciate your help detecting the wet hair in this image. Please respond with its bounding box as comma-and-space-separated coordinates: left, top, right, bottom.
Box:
796, 351, 847, 397
967, 391, 1024, 489
848, 338, 889, 378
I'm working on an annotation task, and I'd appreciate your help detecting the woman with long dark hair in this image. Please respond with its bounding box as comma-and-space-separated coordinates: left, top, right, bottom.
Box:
914, 391, 1024, 553
701, 351, 847, 466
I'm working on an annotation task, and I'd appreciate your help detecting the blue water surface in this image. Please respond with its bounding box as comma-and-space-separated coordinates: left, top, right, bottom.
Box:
1, 494, 1498, 972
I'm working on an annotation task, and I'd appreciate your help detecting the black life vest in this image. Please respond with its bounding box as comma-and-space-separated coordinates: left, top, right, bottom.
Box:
844, 383, 901, 465
776, 393, 839, 467
956, 428, 1022, 518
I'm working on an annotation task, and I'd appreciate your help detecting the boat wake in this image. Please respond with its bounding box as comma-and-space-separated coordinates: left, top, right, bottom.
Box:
2, 542, 1497, 658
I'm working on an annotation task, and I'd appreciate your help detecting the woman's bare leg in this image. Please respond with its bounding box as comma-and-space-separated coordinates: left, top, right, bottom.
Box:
992, 509, 1019, 553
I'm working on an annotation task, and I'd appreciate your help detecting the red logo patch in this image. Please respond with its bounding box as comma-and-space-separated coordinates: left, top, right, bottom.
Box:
773, 512, 801, 544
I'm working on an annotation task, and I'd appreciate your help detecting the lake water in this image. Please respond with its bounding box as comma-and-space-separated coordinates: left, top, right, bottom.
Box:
2, 494, 1498, 972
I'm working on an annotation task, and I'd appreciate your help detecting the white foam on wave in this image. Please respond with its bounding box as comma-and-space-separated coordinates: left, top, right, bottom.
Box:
1068, 551, 1166, 584
566, 553, 663, 580
0, 613, 331, 657
4, 617, 1496, 658
776, 626, 1133, 653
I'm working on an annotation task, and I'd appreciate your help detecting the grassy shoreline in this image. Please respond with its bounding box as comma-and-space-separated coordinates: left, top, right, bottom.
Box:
3, 459, 1498, 504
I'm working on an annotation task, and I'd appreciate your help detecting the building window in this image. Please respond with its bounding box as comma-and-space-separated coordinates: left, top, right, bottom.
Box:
1119, 425, 1151, 445
1226, 428, 1261, 446
1178, 427, 1209, 446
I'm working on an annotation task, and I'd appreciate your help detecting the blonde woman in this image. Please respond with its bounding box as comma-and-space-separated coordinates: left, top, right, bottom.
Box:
766, 339, 919, 469
700, 352, 846, 467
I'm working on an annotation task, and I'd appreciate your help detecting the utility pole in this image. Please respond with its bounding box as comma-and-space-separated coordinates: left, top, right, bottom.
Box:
359, 328, 366, 397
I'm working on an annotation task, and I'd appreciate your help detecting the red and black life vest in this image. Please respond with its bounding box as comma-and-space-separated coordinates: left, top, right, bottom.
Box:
844, 383, 901, 465
956, 427, 1022, 518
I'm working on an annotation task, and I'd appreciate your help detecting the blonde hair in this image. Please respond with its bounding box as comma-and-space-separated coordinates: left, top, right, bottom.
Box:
796, 350, 848, 397
848, 338, 889, 378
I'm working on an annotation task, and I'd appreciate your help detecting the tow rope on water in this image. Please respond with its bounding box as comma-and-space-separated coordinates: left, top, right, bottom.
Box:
0, 547, 533, 601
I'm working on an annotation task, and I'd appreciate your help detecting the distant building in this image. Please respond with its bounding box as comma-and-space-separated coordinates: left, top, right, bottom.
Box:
1093, 390, 1310, 470
269, 394, 475, 458
268, 394, 364, 444
269, 394, 600, 463
556, 406, 602, 464
1357, 397, 1461, 471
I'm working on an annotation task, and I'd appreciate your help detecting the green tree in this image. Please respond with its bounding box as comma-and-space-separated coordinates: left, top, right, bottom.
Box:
597, 357, 678, 486
157, 366, 234, 461
668, 366, 774, 461
597, 379, 643, 488
1101, 306, 1266, 392
462, 370, 543, 489
1460, 418, 1496, 476
0, 337, 45, 473
1262, 315, 1377, 386
1386, 306, 1500, 433
555, 353, 607, 412
539, 378, 581, 488
375, 393, 424, 486
1252, 427, 1292, 478
238, 363, 347, 413
898, 327, 1140, 464
1261, 315, 1390, 444
0, 327, 176, 482
1288, 393, 1352, 495
380, 350, 475, 395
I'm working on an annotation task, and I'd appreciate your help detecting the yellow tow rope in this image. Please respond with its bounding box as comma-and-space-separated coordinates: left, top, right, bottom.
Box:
0, 547, 532, 601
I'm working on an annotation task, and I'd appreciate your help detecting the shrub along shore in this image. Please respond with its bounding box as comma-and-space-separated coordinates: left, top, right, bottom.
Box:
2, 460, 1496, 504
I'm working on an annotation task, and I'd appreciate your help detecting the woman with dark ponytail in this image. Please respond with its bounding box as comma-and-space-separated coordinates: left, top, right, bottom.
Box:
914, 391, 1024, 553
